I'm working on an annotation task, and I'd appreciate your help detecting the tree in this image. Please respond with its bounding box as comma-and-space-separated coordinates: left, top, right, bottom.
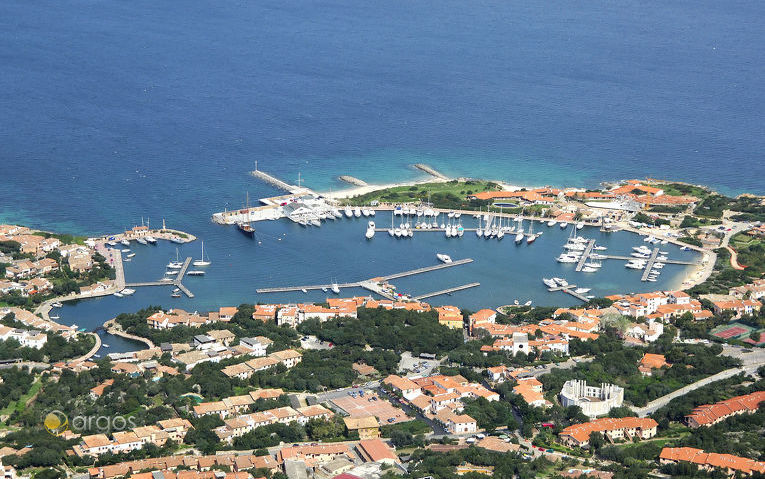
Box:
588, 431, 604, 451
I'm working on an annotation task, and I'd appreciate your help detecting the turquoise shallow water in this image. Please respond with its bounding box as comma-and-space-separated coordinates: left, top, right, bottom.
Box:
0, 0, 757, 351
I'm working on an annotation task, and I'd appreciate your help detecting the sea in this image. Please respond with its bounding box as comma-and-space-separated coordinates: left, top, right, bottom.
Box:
1, 0, 763, 353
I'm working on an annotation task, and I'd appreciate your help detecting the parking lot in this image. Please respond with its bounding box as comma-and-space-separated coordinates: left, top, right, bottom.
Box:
398, 352, 440, 377
330, 391, 411, 425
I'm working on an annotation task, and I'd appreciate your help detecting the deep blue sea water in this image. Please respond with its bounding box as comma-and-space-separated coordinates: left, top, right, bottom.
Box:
0, 0, 761, 352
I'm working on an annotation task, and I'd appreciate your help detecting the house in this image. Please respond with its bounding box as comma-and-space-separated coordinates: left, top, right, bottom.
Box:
486, 365, 510, 383
239, 336, 272, 356
295, 405, 332, 425
218, 307, 238, 321
660, 447, 765, 476
383, 375, 422, 400
269, 349, 302, 368
624, 321, 663, 343
559, 417, 658, 447
276, 444, 354, 468
435, 305, 463, 329
343, 416, 380, 440
513, 377, 551, 408
355, 439, 398, 464
437, 412, 477, 434
685, 391, 765, 428
711, 299, 762, 318
469, 309, 497, 332
252, 304, 279, 322
638, 353, 669, 376
89, 379, 115, 399
207, 329, 236, 346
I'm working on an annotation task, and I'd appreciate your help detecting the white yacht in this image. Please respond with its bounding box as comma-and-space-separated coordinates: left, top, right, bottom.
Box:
362, 208, 370, 217
542, 278, 557, 288
331, 283, 340, 294
51, 302, 63, 308
126, 253, 136, 258
547, 219, 556, 227
514, 232, 524, 244
559, 222, 568, 229
188, 270, 205, 276
369, 209, 376, 216
333, 209, 343, 218
136, 237, 147, 245
120, 288, 135, 296
113, 292, 123, 298
365, 221, 375, 239
167, 248, 183, 269
436, 253, 452, 264
582, 267, 597, 273
193, 242, 211, 267
311, 219, 321, 227
344, 206, 353, 218
575, 287, 591, 294
394, 228, 402, 238
145, 236, 157, 244
354, 207, 362, 218
556, 254, 578, 263
553, 278, 568, 286
120, 239, 130, 247
576, 222, 585, 230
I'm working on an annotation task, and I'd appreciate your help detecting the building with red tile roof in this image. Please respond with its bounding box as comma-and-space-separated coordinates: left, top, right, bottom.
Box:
559, 417, 657, 447
685, 391, 765, 428
660, 447, 765, 476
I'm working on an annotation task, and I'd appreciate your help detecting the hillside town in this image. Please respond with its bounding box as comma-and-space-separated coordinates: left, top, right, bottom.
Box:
0, 177, 763, 479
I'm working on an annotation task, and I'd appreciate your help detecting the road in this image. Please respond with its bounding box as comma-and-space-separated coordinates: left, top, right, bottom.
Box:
630, 345, 764, 417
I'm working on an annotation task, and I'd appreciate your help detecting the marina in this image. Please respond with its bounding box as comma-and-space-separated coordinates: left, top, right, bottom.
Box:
125, 256, 196, 298
256, 258, 474, 299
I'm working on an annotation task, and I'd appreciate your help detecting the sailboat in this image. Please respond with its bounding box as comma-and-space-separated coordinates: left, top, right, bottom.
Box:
167, 248, 183, 269
331, 282, 340, 294
238, 193, 256, 237
388, 213, 395, 237
193, 241, 211, 267
526, 220, 536, 244
476, 209, 483, 237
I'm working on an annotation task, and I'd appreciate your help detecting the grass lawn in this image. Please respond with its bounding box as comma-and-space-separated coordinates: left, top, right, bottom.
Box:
0, 379, 43, 420
343, 180, 501, 207
653, 183, 710, 199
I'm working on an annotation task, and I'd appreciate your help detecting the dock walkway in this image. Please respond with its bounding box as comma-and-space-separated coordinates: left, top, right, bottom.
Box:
641, 248, 661, 282
574, 240, 596, 272
125, 257, 195, 297
414, 282, 480, 300
256, 259, 473, 294
547, 284, 589, 302
378, 258, 473, 281
251, 169, 311, 194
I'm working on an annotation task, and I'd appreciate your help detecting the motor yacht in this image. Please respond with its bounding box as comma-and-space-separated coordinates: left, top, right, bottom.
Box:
436, 253, 452, 264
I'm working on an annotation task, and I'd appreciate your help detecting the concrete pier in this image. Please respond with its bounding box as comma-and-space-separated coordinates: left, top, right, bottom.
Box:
414, 282, 480, 300
339, 176, 368, 186
125, 257, 195, 297
256, 259, 473, 294
547, 284, 589, 302
413, 163, 449, 180
251, 169, 312, 194
575, 240, 597, 272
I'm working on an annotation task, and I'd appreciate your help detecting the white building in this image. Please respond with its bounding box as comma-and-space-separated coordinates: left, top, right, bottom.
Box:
559, 380, 624, 418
